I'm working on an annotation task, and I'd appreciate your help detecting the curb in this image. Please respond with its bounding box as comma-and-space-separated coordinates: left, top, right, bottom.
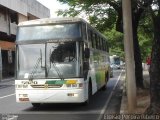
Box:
120, 94, 127, 114
120, 70, 150, 114
120, 72, 127, 114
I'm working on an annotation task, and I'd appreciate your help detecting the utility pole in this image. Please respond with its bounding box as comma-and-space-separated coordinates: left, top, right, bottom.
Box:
122, 0, 137, 113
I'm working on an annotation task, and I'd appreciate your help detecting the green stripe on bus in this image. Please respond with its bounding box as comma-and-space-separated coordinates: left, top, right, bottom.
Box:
45, 80, 66, 85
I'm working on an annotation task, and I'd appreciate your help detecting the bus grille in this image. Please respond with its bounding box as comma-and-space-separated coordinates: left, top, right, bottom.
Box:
30, 84, 63, 88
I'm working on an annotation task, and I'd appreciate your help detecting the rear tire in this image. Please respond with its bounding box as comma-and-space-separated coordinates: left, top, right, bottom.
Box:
102, 73, 108, 90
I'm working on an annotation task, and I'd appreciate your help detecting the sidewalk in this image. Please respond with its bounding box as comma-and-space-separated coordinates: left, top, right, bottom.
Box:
120, 70, 150, 114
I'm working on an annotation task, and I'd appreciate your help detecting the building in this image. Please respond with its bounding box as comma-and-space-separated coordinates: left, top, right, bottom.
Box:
0, 0, 50, 80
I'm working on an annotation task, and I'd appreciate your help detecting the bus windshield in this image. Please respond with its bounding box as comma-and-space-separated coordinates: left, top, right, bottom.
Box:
17, 41, 79, 79
17, 23, 81, 41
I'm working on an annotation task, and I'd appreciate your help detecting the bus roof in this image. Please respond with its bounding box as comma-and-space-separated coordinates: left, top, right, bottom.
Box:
18, 17, 108, 42
18, 17, 87, 26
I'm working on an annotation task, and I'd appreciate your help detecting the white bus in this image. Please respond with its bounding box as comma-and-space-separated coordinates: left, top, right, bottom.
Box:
110, 55, 121, 69
15, 18, 110, 107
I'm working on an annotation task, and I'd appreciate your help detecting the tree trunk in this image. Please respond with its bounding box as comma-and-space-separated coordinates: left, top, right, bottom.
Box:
132, 24, 144, 88
145, 15, 160, 114
115, 1, 146, 88
116, 13, 144, 88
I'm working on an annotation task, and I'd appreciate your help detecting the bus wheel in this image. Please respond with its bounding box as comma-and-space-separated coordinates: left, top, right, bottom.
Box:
32, 103, 41, 108
102, 73, 108, 90
82, 82, 92, 106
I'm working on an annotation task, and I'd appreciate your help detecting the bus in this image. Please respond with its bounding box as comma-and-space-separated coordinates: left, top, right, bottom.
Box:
15, 18, 110, 107
110, 55, 121, 69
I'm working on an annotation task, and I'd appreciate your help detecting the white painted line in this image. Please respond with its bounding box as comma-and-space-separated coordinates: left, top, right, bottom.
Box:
0, 93, 15, 99
97, 69, 124, 120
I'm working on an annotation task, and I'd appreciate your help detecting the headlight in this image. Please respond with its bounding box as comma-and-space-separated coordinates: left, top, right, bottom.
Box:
66, 80, 77, 84
71, 84, 77, 87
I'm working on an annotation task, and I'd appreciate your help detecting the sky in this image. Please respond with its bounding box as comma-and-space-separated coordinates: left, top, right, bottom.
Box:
36, 0, 88, 21
37, 0, 69, 18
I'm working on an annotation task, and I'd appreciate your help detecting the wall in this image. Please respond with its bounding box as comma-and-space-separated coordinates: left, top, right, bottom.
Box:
18, 13, 28, 23
20, 0, 50, 18
0, 0, 27, 16
0, 7, 9, 34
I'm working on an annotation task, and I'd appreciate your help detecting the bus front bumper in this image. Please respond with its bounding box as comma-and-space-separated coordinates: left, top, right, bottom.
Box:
16, 89, 87, 103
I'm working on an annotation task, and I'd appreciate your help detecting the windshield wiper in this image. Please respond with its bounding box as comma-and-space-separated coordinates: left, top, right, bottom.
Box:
29, 57, 41, 80
49, 48, 64, 81
50, 61, 64, 81
29, 49, 43, 80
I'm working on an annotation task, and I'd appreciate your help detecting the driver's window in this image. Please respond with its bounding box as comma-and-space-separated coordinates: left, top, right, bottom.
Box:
47, 42, 76, 63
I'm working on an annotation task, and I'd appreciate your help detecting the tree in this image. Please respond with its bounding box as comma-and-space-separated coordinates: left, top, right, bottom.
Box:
115, 0, 152, 88
104, 29, 124, 59
57, 0, 160, 113
138, 13, 153, 62
145, 0, 160, 114
57, 0, 153, 88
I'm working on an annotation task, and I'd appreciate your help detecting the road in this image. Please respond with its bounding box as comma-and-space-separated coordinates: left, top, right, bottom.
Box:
0, 69, 124, 120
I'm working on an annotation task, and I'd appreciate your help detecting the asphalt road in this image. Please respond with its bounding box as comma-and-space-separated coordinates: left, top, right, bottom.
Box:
0, 69, 124, 120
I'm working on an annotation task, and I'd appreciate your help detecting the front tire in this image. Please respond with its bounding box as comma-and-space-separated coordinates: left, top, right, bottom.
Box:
82, 82, 92, 106
32, 103, 41, 108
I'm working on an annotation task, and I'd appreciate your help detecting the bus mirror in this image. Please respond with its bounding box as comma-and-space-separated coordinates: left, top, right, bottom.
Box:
84, 48, 90, 59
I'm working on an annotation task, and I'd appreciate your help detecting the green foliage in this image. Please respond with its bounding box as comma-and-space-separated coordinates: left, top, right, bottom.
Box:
57, 0, 124, 57
88, 8, 117, 32
56, 0, 153, 61
138, 12, 153, 62
138, 34, 152, 62
104, 29, 124, 59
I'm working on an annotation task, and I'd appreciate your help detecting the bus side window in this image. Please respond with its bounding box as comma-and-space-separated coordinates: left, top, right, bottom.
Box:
104, 41, 107, 51
95, 34, 98, 49
102, 40, 104, 51
88, 29, 92, 48
106, 41, 109, 52
92, 33, 96, 48
82, 24, 87, 41
102, 39, 105, 51
98, 37, 101, 50
91, 31, 95, 48
100, 38, 103, 50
